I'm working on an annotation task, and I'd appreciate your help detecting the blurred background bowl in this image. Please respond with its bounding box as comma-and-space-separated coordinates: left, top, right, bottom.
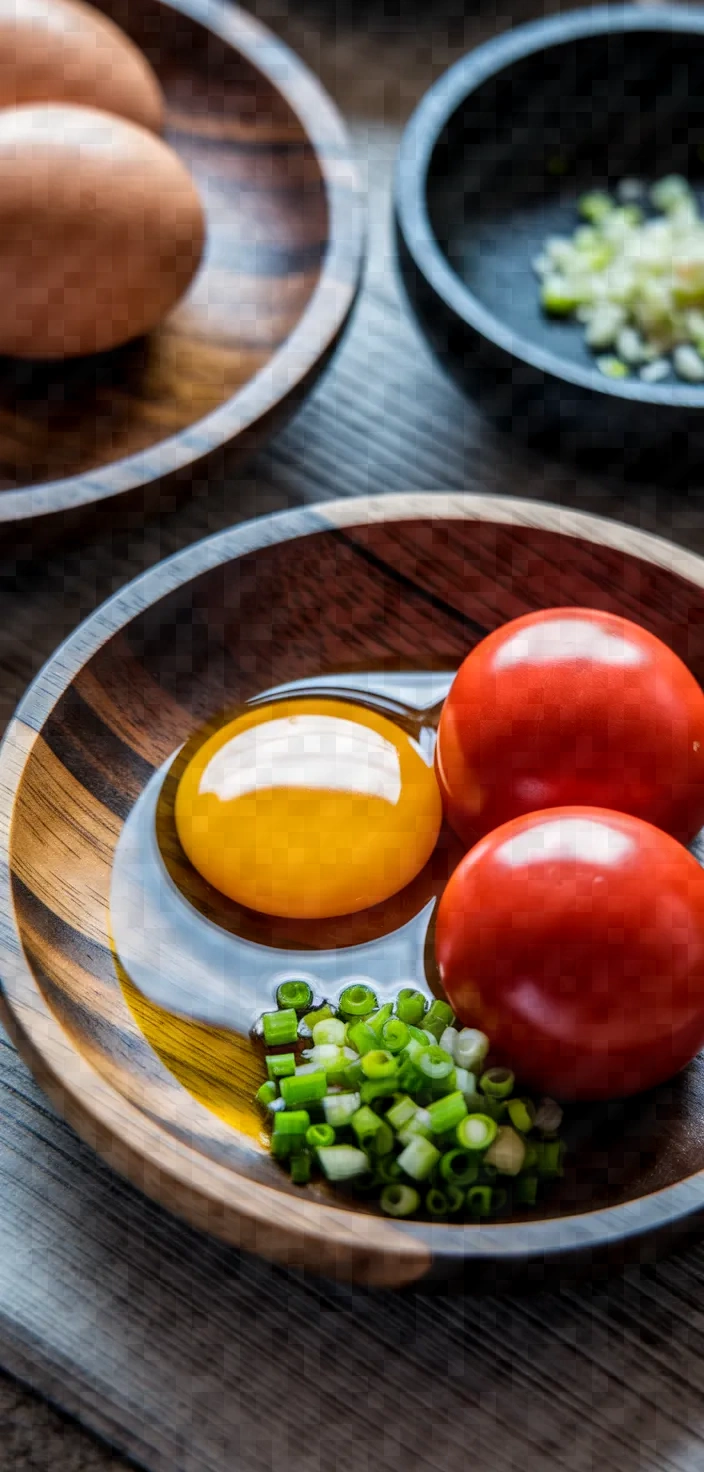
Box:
395, 5, 704, 471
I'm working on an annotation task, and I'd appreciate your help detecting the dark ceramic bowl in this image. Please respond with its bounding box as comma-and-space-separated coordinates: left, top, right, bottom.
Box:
395, 6, 704, 468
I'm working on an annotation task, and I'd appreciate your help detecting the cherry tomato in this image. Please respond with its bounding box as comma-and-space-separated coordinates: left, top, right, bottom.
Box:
436, 607, 704, 847
435, 807, 704, 1100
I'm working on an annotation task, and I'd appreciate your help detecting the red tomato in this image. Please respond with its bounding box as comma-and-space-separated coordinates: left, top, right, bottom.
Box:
435, 807, 704, 1100
436, 607, 704, 847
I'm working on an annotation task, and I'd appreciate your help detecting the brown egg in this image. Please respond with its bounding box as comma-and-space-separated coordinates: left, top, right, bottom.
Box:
0, 0, 163, 132
0, 103, 205, 359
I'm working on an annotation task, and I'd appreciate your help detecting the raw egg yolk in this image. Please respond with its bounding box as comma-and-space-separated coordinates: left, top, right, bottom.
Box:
174, 697, 442, 919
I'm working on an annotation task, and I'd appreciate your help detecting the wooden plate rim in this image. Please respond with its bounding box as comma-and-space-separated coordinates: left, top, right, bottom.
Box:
0, 0, 364, 527
4, 491, 704, 1281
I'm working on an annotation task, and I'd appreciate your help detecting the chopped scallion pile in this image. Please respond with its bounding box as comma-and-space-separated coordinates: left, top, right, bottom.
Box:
254, 986, 566, 1220
535, 176, 704, 382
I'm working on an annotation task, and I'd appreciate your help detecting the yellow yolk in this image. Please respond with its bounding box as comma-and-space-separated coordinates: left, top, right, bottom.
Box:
174, 697, 442, 919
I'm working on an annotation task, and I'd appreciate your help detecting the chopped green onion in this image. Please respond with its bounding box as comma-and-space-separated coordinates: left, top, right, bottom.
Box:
439, 1026, 459, 1059
276, 980, 314, 1011
338, 983, 378, 1018
304, 1043, 345, 1071
317, 1145, 369, 1182
289, 1151, 312, 1185
376, 1155, 403, 1184
397, 1135, 440, 1181
427, 1090, 468, 1135
366, 1003, 394, 1037
426, 1187, 449, 1218
596, 354, 629, 380
396, 1060, 422, 1094
346, 1020, 378, 1056
454, 1066, 478, 1099
360, 1079, 399, 1106
445, 1184, 465, 1214
396, 1107, 432, 1146
651, 174, 692, 212
273, 1109, 310, 1136
280, 1070, 327, 1108
255, 1080, 278, 1107
418, 1046, 455, 1084
255, 988, 566, 1221
536, 1140, 565, 1178
456, 1114, 498, 1152
342, 1060, 364, 1091
266, 1053, 296, 1081
271, 1131, 306, 1160
395, 989, 427, 1025
578, 190, 614, 224
466, 1185, 493, 1217
262, 1009, 298, 1046
514, 1174, 539, 1206
312, 1018, 347, 1047
302, 1004, 334, 1031
381, 1018, 410, 1053
507, 1098, 536, 1134
423, 1000, 456, 1039
523, 1141, 539, 1172
306, 1123, 335, 1150
321, 1091, 360, 1128
385, 1095, 418, 1132
484, 1126, 526, 1176
407, 1024, 430, 1044
477, 1094, 508, 1123
480, 1067, 515, 1099
542, 277, 583, 314
380, 1184, 420, 1217
351, 1106, 393, 1155
361, 1049, 398, 1080
454, 1029, 490, 1072
439, 1148, 479, 1187
674, 344, 704, 381
403, 1036, 428, 1066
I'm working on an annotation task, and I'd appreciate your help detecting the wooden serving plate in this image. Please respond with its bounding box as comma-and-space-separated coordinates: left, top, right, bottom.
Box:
0, 0, 363, 553
5, 492, 704, 1289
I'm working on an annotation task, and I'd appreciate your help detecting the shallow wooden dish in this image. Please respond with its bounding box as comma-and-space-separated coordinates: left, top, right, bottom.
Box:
0, 0, 363, 553
5, 492, 704, 1289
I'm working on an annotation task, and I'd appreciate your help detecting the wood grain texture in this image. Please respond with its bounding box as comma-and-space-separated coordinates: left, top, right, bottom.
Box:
0, 0, 363, 550
5, 495, 704, 1286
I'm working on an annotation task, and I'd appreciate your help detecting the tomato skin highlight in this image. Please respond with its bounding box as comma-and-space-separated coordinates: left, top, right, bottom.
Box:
435, 807, 704, 1101
436, 607, 704, 846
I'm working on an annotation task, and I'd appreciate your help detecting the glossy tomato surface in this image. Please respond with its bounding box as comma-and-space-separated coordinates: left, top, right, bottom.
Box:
435, 807, 704, 1100
436, 607, 704, 847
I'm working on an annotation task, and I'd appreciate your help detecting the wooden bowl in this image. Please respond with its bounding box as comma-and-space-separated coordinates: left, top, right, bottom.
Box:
394, 6, 704, 468
5, 492, 704, 1289
0, 0, 363, 553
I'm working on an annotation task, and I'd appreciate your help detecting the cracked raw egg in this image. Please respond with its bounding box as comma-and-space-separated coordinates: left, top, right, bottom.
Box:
174, 697, 443, 919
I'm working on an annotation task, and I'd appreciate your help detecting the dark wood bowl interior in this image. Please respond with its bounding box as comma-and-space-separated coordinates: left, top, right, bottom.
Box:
4, 496, 704, 1286
0, 0, 362, 542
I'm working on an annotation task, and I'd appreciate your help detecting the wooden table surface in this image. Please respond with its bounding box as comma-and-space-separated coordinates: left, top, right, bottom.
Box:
5, 0, 704, 1468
